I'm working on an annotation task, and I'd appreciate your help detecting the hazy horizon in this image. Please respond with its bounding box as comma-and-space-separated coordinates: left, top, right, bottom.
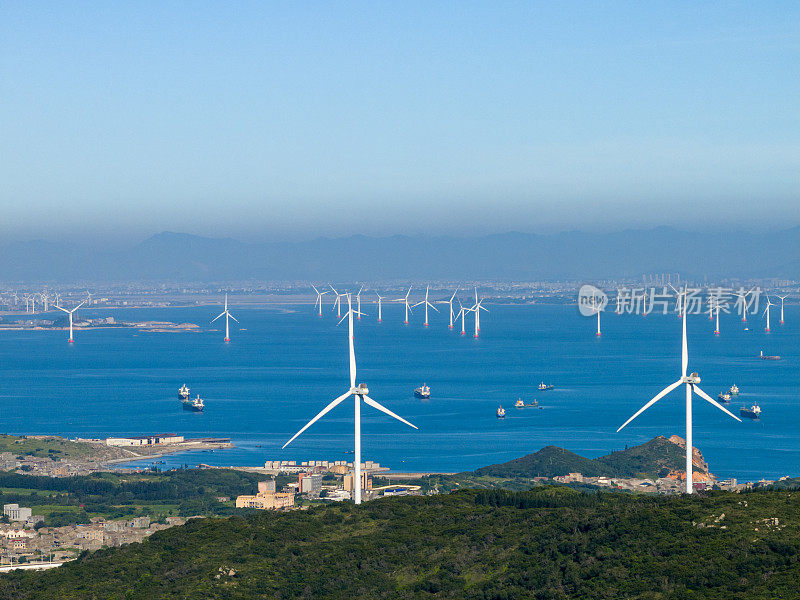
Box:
2, 3, 799, 244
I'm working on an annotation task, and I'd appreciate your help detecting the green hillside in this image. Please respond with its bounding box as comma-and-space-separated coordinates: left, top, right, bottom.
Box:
476, 436, 696, 479
3, 487, 800, 599
474, 445, 604, 477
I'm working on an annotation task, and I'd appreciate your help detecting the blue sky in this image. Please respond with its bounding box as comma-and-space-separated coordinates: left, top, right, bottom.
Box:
1, 2, 798, 243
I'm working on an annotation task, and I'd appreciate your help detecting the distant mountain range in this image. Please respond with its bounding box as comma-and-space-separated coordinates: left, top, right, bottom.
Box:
1, 227, 797, 282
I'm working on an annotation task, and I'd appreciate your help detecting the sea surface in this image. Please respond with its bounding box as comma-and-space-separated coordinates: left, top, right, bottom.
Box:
0, 303, 797, 481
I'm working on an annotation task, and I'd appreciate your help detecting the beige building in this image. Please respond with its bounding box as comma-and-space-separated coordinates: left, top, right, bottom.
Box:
235, 492, 294, 510
343, 472, 372, 492
106, 434, 184, 447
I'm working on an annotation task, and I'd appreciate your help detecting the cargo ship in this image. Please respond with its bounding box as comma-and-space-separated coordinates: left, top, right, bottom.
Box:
178, 384, 190, 402
414, 384, 431, 399
717, 392, 731, 403
740, 403, 761, 420
729, 384, 739, 395
760, 350, 781, 360
496, 406, 506, 419
515, 398, 524, 408
538, 382, 554, 391
182, 394, 204, 412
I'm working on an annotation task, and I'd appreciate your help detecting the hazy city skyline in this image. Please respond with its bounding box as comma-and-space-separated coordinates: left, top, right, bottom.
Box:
2, 3, 799, 244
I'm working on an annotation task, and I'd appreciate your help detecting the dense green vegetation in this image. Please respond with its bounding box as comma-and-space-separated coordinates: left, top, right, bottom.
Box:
0, 469, 269, 523
2, 486, 799, 599
475, 436, 693, 479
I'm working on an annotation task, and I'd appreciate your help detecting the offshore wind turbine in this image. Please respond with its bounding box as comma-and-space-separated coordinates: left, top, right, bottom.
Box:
375, 293, 384, 323
282, 294, 417, 505
590, 295, 603, 337
395, 286, 413, 325
617, 288, 741, 494
356, 286, 363, 320
735, 289, 750, 322
413, 286, 439, 327
56, 300, 86, 343
456, 303, 469, 336
438, 288, 459, 329
311, 285, 328, 317
778, 295, 787, 324
210, 293, 239, 342
470, 289, 489, 338
763, 295, 775, 333
329, 285, 345, 318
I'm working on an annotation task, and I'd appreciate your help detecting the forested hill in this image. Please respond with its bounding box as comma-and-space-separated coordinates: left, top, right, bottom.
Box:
3, 487, 799, 599
474, 436, 702, 479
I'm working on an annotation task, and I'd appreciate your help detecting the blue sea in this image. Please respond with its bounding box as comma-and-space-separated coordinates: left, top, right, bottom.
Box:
0, 303, 797, 481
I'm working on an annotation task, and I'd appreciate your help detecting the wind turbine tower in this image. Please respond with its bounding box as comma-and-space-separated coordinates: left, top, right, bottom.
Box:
210, 293, 239, 342
441, 288, 459, 329
778, 295, 787, 325
763, 295, 775, 333
617, 288, 741, 493
713, 298, 720, 335
375, 293, 384, 323
56, 301, 86, 343
413, 286, 438, 327
330, 286, 345, 318
312, 285, 328, 317
283, 294, 417, 505
470, 289, 489, 338
395, 286, 413, 325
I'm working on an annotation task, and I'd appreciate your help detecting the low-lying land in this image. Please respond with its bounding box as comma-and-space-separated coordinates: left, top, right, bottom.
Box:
2, 485, 800, 599
0, 434, 233, 478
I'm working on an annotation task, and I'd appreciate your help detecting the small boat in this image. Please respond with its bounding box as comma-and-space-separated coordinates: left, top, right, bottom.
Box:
538, 382, 554, 391
729, 384, 739, 395
414, 384, 431, 399
526, 399, 540, 408
717, 393, 731, 403
760, 350, 780, 360
181, 393, 204, 412
515, 398, 525, 408
496, 406, 506, 419
740, 403, 761, 420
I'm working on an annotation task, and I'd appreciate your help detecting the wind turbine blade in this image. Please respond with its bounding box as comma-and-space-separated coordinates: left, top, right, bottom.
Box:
412, 301, 424, 308
282, 391, 353, 449
405, 286, 412, 299
311, 284, 320, 294
73, 301, 86, 311
228, 313, 239, 323
616, 379, 683, 432
693, 385, 742, 422
348, 304, 356, 389
681, 310, 688, 376
55, 306, 69, 314
363, 396, 418, 429
211, 311, 226, 323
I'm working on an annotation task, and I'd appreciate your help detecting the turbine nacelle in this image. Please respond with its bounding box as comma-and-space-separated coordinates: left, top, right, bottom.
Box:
352, 383, 369, 396
682, 372, 701, 384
